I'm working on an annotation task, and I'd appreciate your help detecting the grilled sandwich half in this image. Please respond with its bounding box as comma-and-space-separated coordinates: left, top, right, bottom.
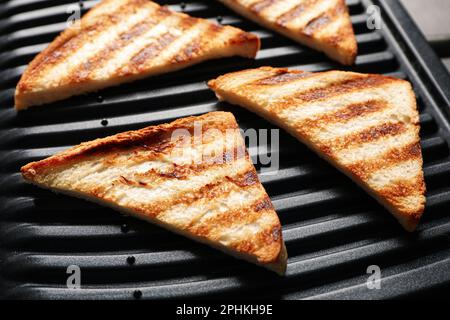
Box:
21, 112, 287, 274
209, 67, 426, 232
15, 0, 260, 110
216, 0, 357, 65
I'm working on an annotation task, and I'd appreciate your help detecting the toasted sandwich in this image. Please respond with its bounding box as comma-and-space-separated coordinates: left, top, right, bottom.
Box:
216, 0, 357, 65
208, 67, 426, 231
15, 0, 260, 110
21, 112, 287, 274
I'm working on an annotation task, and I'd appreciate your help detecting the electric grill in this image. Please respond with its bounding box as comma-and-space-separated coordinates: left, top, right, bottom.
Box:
0, 0, 449, 299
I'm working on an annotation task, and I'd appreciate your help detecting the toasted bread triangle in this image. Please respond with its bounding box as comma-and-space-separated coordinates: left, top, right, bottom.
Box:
217, 0, 357, 65
21, 112, 287, 274
208, 67, 426, 232
15, 0, 260, 110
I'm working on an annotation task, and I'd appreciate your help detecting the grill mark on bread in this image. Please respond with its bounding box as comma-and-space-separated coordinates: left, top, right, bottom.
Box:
26, 135, 176, 176
190, 195, 264, 233
24, 0, 150, 81
74, 22, 153, 80
99, 136, 246, 179
376, 175, 426, 217
24, 33, 79, 79
256, 69, 314, 85
275, 0, 318, 27
226, 170, 259, 187
352, 122, 406, 145
319, 122, 407, 156
190, 225, 281, 263
208, 67, 278, 90
253, 195, 274, 212
229, 30, 260, 47
82, 131, 175, 158
326, 100, 388, 123
127, 32, 178, 70
285, 75, 395, 104
301, 2, 345, 36
171, 23, 223, 63
302, 14, 331, 36
129, 147, 248, 183
233, 226, 282, 263
377, 175, 425, 200
347, 142, 422, 180
172, 39, 201, 63
119, 175, 134, 185
140, 168, 257, 218
118, 166, 188, 185
72, 7, 170, 81
203, 22, 227, 45
125, 17, 199, 72
297, 100, 389, 132
188, 197, 281, 262
250, 0, 278, 13
271, 226, 281, 241
23, 27, 107, 85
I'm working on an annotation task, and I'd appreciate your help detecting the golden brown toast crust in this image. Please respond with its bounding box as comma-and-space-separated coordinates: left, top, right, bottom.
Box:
217, 0, 357, 65
15, 0, 260, 110
21, 112, 287, 274
208, 67, 426, 232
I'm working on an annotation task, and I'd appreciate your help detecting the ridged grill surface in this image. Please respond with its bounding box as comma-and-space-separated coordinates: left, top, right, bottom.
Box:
0, 0, 449, 299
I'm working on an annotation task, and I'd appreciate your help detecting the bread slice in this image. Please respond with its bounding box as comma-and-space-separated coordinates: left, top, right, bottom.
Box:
21, 112, 287, 274
15, 0, 260, 110
208, 67, 426, 232
217, 0, 357, 65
